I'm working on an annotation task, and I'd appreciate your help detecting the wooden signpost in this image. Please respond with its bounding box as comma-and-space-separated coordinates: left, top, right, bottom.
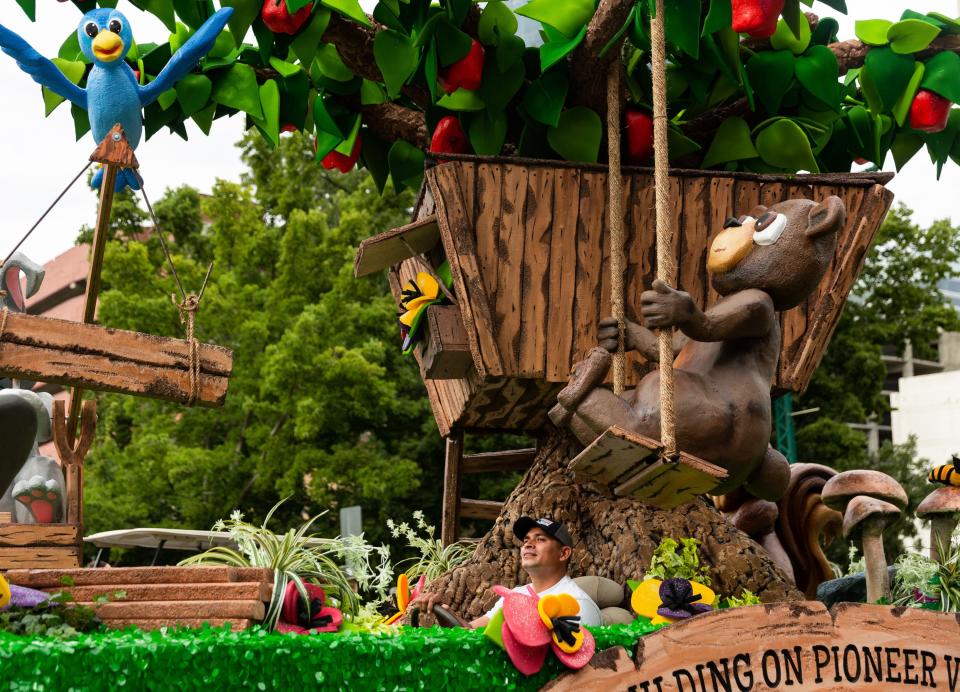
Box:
544, 602, 960, 692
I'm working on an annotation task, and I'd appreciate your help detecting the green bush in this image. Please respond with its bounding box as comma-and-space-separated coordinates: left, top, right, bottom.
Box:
0, 620, 657, 691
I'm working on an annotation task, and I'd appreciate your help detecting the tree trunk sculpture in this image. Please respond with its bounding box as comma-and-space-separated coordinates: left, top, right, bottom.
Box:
422, 429, 802, 622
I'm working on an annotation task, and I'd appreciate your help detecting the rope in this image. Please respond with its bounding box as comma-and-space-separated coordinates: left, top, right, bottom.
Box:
607, 60, 627, 396
650, 0, 677, 458
1, 161, 93, 268
173, 293, 201, 406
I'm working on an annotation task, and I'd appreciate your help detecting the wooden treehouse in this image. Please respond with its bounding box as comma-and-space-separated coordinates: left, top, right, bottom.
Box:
356, 156, 894, 541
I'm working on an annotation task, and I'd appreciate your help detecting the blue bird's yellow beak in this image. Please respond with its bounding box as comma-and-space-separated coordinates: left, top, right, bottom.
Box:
92, 31, 124, 62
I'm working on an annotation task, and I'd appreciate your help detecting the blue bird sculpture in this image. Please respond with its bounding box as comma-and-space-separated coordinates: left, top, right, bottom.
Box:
0, 7, 233, 191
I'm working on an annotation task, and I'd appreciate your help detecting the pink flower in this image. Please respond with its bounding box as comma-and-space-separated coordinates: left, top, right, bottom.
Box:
276, 581, 343, 634
492, 585, 595, 676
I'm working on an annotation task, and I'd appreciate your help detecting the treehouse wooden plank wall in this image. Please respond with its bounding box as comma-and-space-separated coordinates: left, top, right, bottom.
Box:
371, 158, 893, 436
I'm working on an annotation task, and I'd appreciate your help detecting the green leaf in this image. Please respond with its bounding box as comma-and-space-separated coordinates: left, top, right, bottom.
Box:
71, 102, 90, 140
287, 0, 313, 12
627, 579, 641, 592
388, 140, 426, 191
855, 19, 892, 46
58, 32, 84, 62
702, 117, 758, 167
333, 114, 361, 155
173, 0, 214, 31
667, 127, 701, 158
360, 79, 387, 105
755, 118, 819, 172
291, 8, 332, 66
547, 106, 601, 162
269, 57, 302, 78
925, 109, 960, 169
927, 13, 960, 35
664, 0, 700, 58
373, 30, 418, 98
515, 0, 594, 39
522, 71, 568, 128
15, 0, 35, 20
192, 103, 216, 135
814, 0, 846, 11
811, 17, 839, 46
795, 45, 840, 111
781, 0, 802, 38
920, 52, 960, 104
746, 50, 795, 115
478, 56, 525, 114
436, 88, 486, 111
320, 0, 371, 26
702, 0, 731, 37
446, 0, 472, 27
435, 20, 473, 67
891, 132, 923, 170
211, 63, 263, 118
496, 34, 526, 72
175, 73, 213, 117
425, 40, 438, 102
361, 129, 390, 193
313, 93, 346, 138
540, 23, 588, 72
478, 1, 518, 46
887, 19, 941, 55
467, 110, 507, 155
770, 16, 810, 55
314, 43, 354, 81
863, 47, 916, 112
891, 61, 925, 127
137, 0, 180, 33
42, 59, 86, 116
252, 79, 280, 147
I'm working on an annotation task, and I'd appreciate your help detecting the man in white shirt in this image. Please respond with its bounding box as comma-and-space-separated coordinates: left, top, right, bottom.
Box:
413, 516, 603, 628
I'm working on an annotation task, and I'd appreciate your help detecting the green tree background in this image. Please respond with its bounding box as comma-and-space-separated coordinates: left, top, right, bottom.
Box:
794, 204, 960, 564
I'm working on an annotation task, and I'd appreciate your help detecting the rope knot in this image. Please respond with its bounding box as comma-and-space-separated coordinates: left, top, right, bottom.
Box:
172, 292, 202, 406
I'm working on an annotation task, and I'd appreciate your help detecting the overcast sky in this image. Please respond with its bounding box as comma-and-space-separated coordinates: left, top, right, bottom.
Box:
1, 0, 958, 264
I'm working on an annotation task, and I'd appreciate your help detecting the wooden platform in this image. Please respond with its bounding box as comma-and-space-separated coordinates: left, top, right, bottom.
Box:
0, 523, 81, 569
372, 159, 894, 436
6, 566, 273, 631
569, 426, 727, 508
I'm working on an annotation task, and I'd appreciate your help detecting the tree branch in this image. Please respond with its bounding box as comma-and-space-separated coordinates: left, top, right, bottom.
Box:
568, 0, 635, 118
831, 35, 960, 74
361, 102, 428, 147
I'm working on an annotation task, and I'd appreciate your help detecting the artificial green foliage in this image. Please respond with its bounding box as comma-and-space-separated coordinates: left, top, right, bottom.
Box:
645, 538, 712, 586
719, 590, 762, 608
12, 0, 960, 181
0, 620, 658, 690
387, 512, 476, 583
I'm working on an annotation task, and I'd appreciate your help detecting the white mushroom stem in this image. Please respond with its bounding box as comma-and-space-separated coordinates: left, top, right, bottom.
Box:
929, 515, 958, 564
860, 521, 890, 604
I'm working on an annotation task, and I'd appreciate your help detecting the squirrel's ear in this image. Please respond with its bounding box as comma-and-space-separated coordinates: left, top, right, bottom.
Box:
747, 204, 767, 218
807, 196, 845, 238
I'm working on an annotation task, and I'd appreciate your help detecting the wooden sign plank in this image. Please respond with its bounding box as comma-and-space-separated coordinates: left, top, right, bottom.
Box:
569, 426, 727, 508
0, 312, 232, 407
0, 523, 80, 547
544, 602, 960, 692
0, 546, 80, 569
353, 215, 440, 278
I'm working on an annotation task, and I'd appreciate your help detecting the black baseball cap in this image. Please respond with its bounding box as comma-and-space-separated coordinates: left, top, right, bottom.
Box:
512, 517, 574, 548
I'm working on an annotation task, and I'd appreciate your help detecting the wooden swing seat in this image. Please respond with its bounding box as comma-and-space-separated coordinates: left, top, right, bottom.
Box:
569, 425, 726, 509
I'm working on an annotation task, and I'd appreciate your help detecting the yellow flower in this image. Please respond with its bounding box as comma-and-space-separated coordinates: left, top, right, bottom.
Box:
0, 572, 9, 610
631, 578, 716, 625
537, 593, 585, 653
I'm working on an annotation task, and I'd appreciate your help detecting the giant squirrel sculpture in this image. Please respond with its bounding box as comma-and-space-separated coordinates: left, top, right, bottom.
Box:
550, 196, 846, 502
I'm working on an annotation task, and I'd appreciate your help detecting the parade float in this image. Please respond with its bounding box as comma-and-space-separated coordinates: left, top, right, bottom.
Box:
0, 0, 959, 688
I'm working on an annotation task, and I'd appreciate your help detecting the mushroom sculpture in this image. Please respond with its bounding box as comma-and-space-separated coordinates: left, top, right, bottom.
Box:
822, 470, 907, 604
916, 487, 960, 563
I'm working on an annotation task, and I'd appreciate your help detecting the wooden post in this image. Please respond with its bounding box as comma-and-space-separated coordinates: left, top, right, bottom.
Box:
441, 429, 464, 546
66, 125, 139, 445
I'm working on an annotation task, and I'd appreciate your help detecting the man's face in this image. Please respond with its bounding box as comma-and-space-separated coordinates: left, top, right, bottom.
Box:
520, 527, 571, 572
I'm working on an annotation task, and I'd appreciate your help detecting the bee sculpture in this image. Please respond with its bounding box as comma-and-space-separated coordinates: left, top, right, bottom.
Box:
928, 455, 960, 486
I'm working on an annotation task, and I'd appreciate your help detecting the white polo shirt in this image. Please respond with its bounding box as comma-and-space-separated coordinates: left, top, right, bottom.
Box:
483, 575, 603, 627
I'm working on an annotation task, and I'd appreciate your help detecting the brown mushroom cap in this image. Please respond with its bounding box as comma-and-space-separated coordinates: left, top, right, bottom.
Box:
842, 495, 902, 539
916, 486, 960, 519
822, 470, 908, 513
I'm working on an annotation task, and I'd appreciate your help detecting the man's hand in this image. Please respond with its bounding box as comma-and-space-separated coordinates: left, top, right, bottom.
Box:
640, 280, 695, 330
409, 591, 470, 627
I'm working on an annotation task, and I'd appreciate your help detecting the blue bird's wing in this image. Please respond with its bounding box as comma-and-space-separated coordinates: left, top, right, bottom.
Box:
138, 7, 233, 106
0, 24, 87, 109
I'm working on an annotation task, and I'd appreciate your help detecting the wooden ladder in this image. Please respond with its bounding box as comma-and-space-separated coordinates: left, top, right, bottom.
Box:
440, 430, 538, 545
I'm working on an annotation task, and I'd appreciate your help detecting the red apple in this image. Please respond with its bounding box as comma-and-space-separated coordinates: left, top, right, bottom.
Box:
731, 0, 785, 39
261, 0, 314, 36
625, 109, 654, 164
439, 39, 485, 95
321, 137, 361, 173
909, 89, 951, 134
430, 116, 471, 157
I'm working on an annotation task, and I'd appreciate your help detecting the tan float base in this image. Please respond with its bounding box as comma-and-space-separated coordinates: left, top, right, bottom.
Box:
6, 566, 273, 631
